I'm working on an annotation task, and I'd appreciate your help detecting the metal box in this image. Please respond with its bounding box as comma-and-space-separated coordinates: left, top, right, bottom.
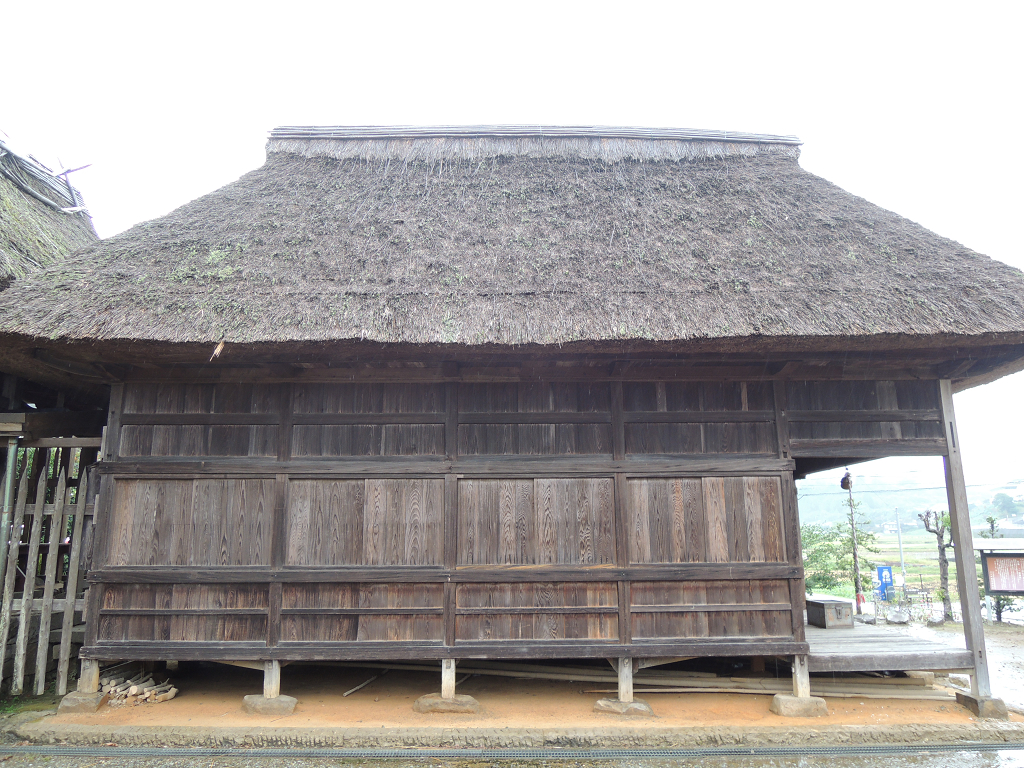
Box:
806, 598, 854, 628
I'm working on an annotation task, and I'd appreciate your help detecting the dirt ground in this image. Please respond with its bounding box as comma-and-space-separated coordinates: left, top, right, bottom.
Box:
898, 620, 1024, 710
46, 660, 1021, 731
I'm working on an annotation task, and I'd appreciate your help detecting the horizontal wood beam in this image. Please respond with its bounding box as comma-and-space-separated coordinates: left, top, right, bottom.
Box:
280, 607, 442, 616
455, 606, 618, 615
789, 438, 947, 457
630, 603, 792, 613
99, 608, 268, 616
807, 650, 974, 673
623, 411, 774, 423
83, 638, 810, 661
120, 413, 279, 425
89, 563, 801, 584
98, 456, 796, 476
787, 409, 941, 423
21, 437, 103, 448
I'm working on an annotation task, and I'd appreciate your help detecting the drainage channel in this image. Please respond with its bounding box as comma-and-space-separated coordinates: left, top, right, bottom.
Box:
1, 743, 1024, 759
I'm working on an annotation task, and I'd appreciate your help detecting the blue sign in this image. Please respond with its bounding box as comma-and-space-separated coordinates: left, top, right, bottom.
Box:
876, 566, 893, 600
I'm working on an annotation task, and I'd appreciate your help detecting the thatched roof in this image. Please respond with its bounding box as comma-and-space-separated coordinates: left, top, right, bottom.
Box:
2, 126, 1024, 366
0, 138, 96, 284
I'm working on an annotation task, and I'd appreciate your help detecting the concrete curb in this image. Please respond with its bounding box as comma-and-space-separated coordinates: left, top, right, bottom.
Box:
12, 720, 1024, 749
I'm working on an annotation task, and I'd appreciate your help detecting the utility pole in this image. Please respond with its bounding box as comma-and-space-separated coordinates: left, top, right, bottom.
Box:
842, 470, 863, 614
895, 507, 907, 580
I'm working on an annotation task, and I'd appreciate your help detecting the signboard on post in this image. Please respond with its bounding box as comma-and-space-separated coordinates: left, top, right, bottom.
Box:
981, 553, 1024, 596
876, 565, 893, 600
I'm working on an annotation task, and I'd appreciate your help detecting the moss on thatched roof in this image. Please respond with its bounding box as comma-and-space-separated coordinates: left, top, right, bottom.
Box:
1, 126, 1023, 351
0, 140, 96, 283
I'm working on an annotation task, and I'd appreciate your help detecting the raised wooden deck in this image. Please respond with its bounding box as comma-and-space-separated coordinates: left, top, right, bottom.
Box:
806, 623, 974, 673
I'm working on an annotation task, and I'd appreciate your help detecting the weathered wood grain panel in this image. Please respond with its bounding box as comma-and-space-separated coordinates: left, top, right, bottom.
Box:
787, 380, 944, 443
630, 579, 792, 640
455, 582, 617, 641
458, 479, 614, 565
107, 479, 272, 567
292, 424, 444, 456
279, 583, 443, 642
120, 425, 278, 457
97, 584, 268, 642
629, 477, 784, 564
287, 479, 443, 566
122, 384, 277, 414
293, 383, 445, 413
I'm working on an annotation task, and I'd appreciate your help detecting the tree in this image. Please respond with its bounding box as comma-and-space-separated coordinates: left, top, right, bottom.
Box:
801, 523, 843, 593
978, 515, 1018, 622
799, 517, 878, 598
992, 493, 1018, 518
835, 499, 879, 602
920, 510, 955, 622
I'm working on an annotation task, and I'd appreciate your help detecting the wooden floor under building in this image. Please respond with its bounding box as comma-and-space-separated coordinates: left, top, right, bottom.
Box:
806, 622, 974, 673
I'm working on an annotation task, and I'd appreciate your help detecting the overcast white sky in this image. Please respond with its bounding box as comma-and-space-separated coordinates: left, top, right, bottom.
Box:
3, 1, 1022, 486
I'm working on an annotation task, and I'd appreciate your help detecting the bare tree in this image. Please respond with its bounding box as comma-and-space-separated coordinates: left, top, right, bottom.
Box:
919, 510, 955, 622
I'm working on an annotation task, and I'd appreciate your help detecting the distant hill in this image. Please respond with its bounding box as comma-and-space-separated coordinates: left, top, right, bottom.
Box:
796, 460, 1024, 531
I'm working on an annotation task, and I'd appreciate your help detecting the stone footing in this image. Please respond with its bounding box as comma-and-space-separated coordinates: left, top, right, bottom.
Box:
413, 693, 480, 713
956, 692, 1009, 720
593, 698, 655, 717
242, 694, 297, 716
769, 694, 828, 717
57, 692, 109, 714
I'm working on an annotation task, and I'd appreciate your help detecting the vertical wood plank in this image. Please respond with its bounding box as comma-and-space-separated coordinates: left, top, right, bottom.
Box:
940, 378, 992, 697
779, 471, 805, 643
57, 468, 89, 695
614, 472, 631, 645
0, 452, 34, 692
34, 471, 67, 693
744, 477, 765, 562
702, 477, 728, 563
682, 478, 706, 563
13, 456, 49, 694
611, 382, 625, 460
104, 384, 125, 461
629, 480, 651, 564
772, 381, 791, 461
724, 477, 748, 562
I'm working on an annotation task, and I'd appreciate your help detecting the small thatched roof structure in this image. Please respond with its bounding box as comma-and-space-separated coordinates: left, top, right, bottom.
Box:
2, 126, 1024, 391
0, 138, 96, 284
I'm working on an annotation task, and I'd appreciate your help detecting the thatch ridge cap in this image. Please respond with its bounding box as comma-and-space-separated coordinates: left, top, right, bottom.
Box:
269, 125, 803, 144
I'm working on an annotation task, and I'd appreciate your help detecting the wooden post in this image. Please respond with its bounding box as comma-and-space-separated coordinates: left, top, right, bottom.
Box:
939, 380, 992, 699
792, 654, 810, 698
35, 471, 67, 694
0, 437, 18, 585
441, 658, 456, 699
13, 461, 49, 695
264, 659, 280, 699
78, 658, 100, 693
618, 657, 633, 703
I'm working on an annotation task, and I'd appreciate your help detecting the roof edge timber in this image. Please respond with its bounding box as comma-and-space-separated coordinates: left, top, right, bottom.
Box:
267, 125, 803, 163
269, 125, 802, 144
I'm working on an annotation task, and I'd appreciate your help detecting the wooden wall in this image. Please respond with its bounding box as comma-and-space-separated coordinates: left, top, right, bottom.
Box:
83, 375, 947, 662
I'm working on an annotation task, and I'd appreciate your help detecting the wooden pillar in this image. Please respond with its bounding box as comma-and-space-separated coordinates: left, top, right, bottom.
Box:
0, 437, 17, 584
441, 658, 456, 699
78, 658, 100, 693
792, 654, 810, 698
618, 658, 633, 703
264, 660, 280, 699
939, 380, 992, 698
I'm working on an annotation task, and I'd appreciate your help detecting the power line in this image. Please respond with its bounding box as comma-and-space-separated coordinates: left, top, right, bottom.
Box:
797, 484, 992, 497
